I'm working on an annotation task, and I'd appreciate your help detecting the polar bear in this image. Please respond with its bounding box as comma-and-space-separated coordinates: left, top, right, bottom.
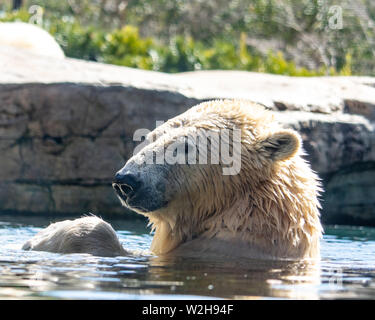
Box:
22, 216, 127, 257
113, 99, 323, 260
0, 22, 64, 59
22, 99, 322, 260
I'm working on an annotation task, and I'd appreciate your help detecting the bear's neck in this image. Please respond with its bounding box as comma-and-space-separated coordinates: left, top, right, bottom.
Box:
217, 160, 322, 258
149, 219, 182, 255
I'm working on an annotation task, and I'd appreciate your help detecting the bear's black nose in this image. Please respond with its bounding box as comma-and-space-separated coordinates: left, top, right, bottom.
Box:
112, 172, 142, 200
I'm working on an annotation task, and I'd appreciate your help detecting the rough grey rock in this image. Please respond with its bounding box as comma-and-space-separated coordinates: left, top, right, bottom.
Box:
0, 82, 200, 216
278, 112, 375, 225
1, 47, 375, 225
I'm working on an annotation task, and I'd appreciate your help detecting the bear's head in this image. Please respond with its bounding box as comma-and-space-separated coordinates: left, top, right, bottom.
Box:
113, 100, 321, 256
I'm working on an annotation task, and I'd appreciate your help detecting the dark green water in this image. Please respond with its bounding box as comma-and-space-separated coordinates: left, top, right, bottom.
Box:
0, 214, 374, 299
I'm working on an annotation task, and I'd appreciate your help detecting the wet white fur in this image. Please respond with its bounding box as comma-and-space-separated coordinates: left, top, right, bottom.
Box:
22, 216, 127, 257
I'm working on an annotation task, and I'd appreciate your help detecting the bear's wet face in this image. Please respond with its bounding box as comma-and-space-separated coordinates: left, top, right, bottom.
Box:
112, 100, 301, 218
113, 114, 243, 217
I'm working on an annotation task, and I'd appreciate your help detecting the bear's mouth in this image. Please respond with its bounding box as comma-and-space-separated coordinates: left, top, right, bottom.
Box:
112, 183, 134, 203
112, 182, 169, 214
112, 182, 151, 213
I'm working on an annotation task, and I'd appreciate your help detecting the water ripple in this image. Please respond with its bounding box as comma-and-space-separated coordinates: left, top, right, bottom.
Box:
1, 215, 375, 299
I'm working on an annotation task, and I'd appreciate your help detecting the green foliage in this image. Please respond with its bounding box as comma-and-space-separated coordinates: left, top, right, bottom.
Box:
0, 8, 29, 22
0, 7, 352, 76
49, 19, 104, 61
201, 40, 243, 70
100, 26, 154, 70
339, 53, 353, 76
155, 36, 203, 73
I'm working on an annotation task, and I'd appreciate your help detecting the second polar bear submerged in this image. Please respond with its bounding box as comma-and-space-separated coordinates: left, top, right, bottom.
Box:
113, 99, 323, 260
22, 216, 127, 257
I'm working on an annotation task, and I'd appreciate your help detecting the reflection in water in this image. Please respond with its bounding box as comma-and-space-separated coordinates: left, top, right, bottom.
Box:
147, 255, 321, 299
0, 215, 375, 299
0, 252, 320, 299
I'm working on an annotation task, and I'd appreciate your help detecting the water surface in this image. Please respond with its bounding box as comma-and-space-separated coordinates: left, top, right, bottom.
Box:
0, 214, 374, 299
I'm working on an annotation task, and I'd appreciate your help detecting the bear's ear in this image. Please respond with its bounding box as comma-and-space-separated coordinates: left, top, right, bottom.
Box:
261, 129, 301, 161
